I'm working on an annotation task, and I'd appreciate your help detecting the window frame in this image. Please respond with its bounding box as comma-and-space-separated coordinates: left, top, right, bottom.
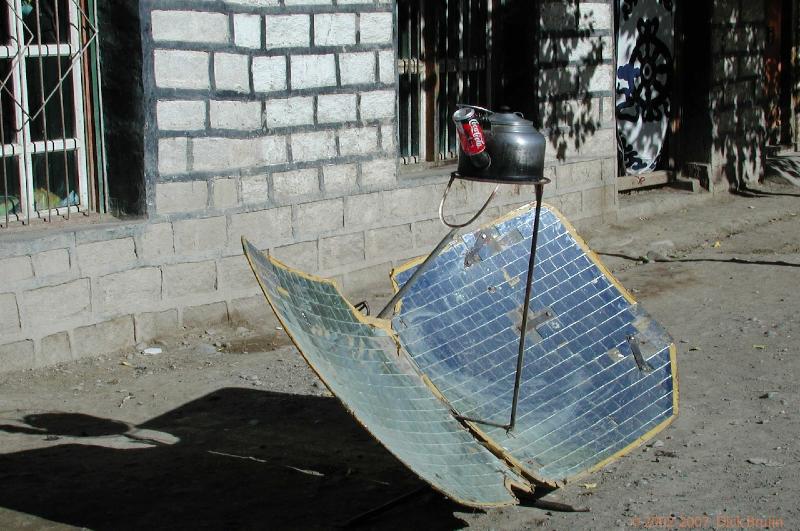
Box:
1, 0, 99, 228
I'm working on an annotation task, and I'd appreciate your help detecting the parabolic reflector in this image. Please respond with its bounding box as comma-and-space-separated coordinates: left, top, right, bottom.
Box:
243, 240, 531, 507
392, 204, 677, 486
243, 202, 677, 505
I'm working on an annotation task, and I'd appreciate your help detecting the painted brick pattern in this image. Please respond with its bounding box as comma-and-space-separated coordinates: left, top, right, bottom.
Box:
0, 168, 614, 371
149, 0, 397, 218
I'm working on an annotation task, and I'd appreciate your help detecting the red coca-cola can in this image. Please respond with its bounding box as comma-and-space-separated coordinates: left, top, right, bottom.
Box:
453, 107, 490, 168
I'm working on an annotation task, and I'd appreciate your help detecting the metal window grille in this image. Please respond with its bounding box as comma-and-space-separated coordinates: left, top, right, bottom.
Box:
397, 0, 490, 166
1, 0, 100, 228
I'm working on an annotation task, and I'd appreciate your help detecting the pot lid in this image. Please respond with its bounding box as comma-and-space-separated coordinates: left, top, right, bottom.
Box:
489, 111, 534, 129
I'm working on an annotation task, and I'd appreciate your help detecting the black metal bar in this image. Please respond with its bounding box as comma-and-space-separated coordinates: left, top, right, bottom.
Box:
410, 0, 420, 158
1, 89, 8, 228
453, 184, 546, 432
338, 486, 427, 528
54, 0, 71, 219
354, 300, 370, 316
507, 183, 545, 431
398, 0, 408, 157
377, 226, 459, 319
627, 335, 654, 373
454, 414, 510, 429
33, 0, 52, 221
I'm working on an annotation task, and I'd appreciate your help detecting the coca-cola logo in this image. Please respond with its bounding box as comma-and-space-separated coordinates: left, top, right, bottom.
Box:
468, 119, 484, 147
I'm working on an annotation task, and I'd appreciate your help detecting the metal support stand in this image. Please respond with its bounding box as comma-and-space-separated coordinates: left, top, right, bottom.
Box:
508, 182, 545, 430
377, 176, 498, 320
455, 182, 547, 432
379, 174, 550, 433
377, 226, 459, 319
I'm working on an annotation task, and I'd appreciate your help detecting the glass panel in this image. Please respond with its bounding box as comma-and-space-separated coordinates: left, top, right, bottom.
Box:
1, 3, 12, 46
398, 0, 422, 159
25, 56, 76, 142
20, 0, 71, 45
398, 0, 490, 163
1, 60, 17, 143
410, 73, 420, 156
398, 0, 410, 157
31, 149, 77, 213
0, 155, 21, 220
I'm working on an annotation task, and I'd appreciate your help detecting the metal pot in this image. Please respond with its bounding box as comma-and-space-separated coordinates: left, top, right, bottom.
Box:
453, 105, 546, 184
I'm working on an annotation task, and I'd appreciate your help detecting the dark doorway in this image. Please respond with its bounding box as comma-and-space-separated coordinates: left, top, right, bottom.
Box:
675, 0, 712, 167
764, 0, 794, 146
97, 0, 145, 217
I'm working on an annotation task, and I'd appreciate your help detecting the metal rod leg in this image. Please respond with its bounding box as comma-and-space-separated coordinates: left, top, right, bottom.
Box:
508, 183, 545, 431
455, 184, 547, 432
377, 227, 459, 319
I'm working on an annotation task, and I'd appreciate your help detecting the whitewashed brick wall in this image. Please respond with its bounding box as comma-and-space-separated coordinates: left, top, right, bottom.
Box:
0, 0, 623, 371
148, 0, 399, 219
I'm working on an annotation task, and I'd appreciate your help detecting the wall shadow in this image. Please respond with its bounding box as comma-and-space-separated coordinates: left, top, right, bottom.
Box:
597, 251, 800, 268
541, 2, 605, 161
0, 388, 468, 530
709, 2, 769, 190
738, 184, 800, 198
493, 0, 606, 161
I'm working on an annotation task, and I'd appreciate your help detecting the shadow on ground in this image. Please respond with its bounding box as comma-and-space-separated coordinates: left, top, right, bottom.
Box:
0, 388, 470, 530
597, 251, 800, 268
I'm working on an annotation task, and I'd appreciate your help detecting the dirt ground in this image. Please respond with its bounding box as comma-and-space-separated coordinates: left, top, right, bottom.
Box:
1, 182, 799, 530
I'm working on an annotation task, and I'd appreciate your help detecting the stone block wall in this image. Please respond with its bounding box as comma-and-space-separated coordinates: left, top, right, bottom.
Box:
0, 0, 621, 372
146, 1, 398, 213
709, 0, 768, 189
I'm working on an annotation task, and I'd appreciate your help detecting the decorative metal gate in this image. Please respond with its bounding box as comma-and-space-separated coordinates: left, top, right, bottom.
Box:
1, 0, 100, 227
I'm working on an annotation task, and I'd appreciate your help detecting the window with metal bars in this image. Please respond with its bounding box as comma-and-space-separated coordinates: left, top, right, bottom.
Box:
397, 0, 491, 167
396, 0, 542, 169
0, 0, 103, 228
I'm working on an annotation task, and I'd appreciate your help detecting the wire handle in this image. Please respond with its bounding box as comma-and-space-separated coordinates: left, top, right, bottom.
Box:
438, 175, 500, 228
455, 103, 494, 116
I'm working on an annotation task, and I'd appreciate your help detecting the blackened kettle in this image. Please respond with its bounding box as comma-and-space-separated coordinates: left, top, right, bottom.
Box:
453, 105, 546, 184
